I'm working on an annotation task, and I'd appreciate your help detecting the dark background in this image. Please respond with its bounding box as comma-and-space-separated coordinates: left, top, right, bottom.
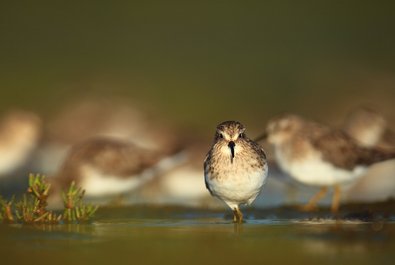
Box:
1, 0, 395, 134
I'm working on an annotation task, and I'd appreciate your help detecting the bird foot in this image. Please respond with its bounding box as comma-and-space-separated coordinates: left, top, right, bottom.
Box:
233, 208, 243, 224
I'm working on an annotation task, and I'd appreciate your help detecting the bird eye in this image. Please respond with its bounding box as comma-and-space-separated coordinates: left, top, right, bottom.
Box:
239, 133, 244, 138
219, 133, 224, 138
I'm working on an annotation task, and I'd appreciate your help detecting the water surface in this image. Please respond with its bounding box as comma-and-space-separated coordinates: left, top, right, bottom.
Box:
1, 206, 394, 265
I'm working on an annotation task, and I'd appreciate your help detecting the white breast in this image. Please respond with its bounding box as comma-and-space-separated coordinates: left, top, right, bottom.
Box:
80, 165, 148, 196
205, 162, 268, 207
80, 152, 187, 197
275, 148, 366, 186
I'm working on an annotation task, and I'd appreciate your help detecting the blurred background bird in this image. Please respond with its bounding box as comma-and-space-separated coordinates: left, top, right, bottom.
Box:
263, 114, 395, 212
48, 136, 186, 208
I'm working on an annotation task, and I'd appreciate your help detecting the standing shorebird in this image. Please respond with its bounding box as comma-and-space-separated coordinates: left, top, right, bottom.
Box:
53, 137, 185, 201
261, 114, 395, 213
204, 121, 268, 223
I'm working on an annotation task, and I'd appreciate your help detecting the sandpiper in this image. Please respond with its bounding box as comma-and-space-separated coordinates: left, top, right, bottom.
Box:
262, 114, 395, 213
204, 121, 268, 223
53, 137, 185, 200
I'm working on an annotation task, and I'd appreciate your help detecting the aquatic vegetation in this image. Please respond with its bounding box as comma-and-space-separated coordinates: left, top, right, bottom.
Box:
0, 196, 15, 223
62, 181, 99, 222
0, 174, 98, 224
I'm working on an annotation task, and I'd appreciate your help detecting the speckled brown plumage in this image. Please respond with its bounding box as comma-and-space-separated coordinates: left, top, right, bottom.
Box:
204, 121, 268, 223
267, 114, 395, 171
56, 137, 160, 187
204, 123, 266, 183
313, 130, 395, 170
265, 113, 395, 213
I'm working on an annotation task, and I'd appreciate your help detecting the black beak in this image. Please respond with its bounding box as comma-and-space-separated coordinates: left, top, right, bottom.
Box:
228, 141, 235, 163
254, 131, 268, 142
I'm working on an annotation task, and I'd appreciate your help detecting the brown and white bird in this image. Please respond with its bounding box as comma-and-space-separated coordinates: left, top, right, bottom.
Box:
262, 114, 395, 213
204, 121, 268, 223
52, 137, 185, 201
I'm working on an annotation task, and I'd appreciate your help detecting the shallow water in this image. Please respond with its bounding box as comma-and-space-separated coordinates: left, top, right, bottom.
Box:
1, 206, 395, 265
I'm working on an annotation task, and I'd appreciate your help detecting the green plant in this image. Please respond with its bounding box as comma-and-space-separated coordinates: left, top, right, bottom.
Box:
0, 196, 15, 223
62, 181, 99, 222
0, 174, 98, 224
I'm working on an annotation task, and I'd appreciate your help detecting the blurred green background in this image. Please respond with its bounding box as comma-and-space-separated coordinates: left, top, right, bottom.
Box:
1, 0, 395, 133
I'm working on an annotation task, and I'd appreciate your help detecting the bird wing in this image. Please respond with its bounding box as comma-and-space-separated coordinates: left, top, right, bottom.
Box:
71, 137, 157, 177
313, 129, 395, 169
311, 130, 363, 170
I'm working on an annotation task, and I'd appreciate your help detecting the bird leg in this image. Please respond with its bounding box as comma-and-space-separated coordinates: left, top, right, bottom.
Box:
237, 208, 243, 223
233, 207, 243, 223
331, 184, 341, 213
300, 187, 328, 211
